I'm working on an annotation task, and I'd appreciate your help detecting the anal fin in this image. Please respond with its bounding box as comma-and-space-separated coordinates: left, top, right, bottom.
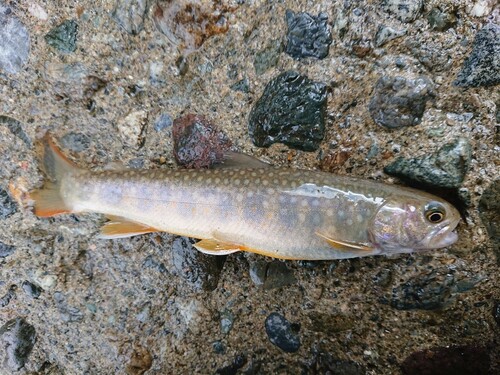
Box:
194, 239, 241, 256
99, 217, 158, 239
316, 231, 374, 252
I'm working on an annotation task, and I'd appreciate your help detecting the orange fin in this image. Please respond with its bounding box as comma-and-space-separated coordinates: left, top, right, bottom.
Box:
31, 133, 80, 217
315, 231, 374, 252
194, 239, 241, 255
98, 218, 158, 239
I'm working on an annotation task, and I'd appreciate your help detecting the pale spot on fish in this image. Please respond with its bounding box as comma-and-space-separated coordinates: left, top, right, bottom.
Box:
357, 214, 363, 222
234, 179, 241, 186
266, 188, 275, 194
301, 199, 309, 207
236, 193, 244, 202
326, 209, 334, 217
298, 212, 306, 222
262, 180, 269, 186
347, 219, 353, 226
244, 179, 250, 185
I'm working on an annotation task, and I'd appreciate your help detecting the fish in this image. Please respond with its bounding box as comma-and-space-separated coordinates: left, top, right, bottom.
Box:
30, 134, 461, 260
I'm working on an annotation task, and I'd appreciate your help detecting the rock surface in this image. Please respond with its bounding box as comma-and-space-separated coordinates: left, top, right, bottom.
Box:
45, 20, 78, 53
265, 313, 301, 353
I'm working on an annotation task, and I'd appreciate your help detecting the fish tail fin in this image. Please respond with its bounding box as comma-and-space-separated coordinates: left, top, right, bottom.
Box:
31, 133, 79, 217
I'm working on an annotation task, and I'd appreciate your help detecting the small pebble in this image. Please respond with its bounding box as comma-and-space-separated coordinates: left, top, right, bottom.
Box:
230, 77, 250, 93
117, 110, 148, 148
45, 19, 78, 53
427, 7, 457, 31
22, 281, 42, 299
60, 132, 90, 152
0, 241, 15, 258
0, 3, 30, 74
264, 312, 300, 353
154, 113, 173, 132
0, 318, 37, 371
0, 187, 16, 220
368, 75, 434, 129
254, 40, 282, 75
285, 10, 332, 59
374, 25, 406, 47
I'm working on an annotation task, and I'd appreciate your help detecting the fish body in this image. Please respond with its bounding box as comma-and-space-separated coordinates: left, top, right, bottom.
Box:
32, 136, 460, 260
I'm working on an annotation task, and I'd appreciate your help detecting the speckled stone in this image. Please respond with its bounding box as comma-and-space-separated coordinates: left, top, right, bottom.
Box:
401, 344, 491, 375
172, 114, 232, 169
285, 10, 332, 59
264, 312, 300, 353
368, 75, 434, 129
0, 187, 16, 220
427, 7, 457, 31
230, 77, 250, 93
21, 281, 43, 299
374, 25, 406, 47
45, 20, 78, 53
0, 115, 31, 147
454, 23, 500, 87
384, 138, 472, 189
248, 71, 327, 151
0, 2, 30, 74
381, 0, 423, 23
112, 0, 149, 35
154, 113, 173, 132
0, 318, 37, 371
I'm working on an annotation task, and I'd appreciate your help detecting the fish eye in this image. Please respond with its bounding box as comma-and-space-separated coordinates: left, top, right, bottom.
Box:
424, 202, 446, 224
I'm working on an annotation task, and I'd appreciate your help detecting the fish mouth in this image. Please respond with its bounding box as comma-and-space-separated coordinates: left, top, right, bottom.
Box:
419, 219, 460, 249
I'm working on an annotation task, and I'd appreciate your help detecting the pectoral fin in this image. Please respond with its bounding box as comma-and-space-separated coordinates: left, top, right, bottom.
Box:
98, 217, 158, 239
315, 231, 374, 252
194, 239, 241, 255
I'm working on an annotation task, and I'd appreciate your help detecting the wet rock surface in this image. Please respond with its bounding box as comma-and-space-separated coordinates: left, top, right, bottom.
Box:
285, 10, 332, 59
172, 114, 231, 168
454, 23, 500, 88
400, 344, 491, 375
369, 75, 434, 129
171, 236, 226, 291
0, 2, 30, 74
384, 138, 472, 189
248, 71, 327, 151
0, 318, 36, 371
45, 20, 78, 53
265, 312, 301, 353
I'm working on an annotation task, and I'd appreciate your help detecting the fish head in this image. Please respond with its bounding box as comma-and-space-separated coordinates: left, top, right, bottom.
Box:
369, 195, 460, 254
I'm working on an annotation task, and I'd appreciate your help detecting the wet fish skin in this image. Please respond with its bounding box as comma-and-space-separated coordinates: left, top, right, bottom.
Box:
31, 135, 461, 260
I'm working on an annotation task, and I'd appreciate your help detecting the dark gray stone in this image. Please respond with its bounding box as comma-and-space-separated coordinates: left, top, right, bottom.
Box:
215, 354, 246, 375
369, 75, 434, 129
45, 20, 78, 53
171, 237, 226, 291
384, 268, 482, 310
454, 23, 500, 88
0, 241, 15, 258
478, 180, 500, 263
230, 77, 250, 93
248, 71, 328, 151
249, 260, 297, 289
0, 115, 32, 147
22, 281, 43, 299
381, 0, 423, 23
285, 10, 332, 59
304, 350, 365, 375
0, 187, 16, 220
427, 7, 457, 31
0, 286, 16, 308
0, 318, 37, 371
0, 3, 30, 74
384, 138, 471, 189
220, 310, 234, 335
154, 113, 173, 132
112, 0, 149, 35
254, 40, 282, 75
60, 132, 90, 152
494, 301, 500, 326
53, 292, 84, 322
264, 312, 300, 353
